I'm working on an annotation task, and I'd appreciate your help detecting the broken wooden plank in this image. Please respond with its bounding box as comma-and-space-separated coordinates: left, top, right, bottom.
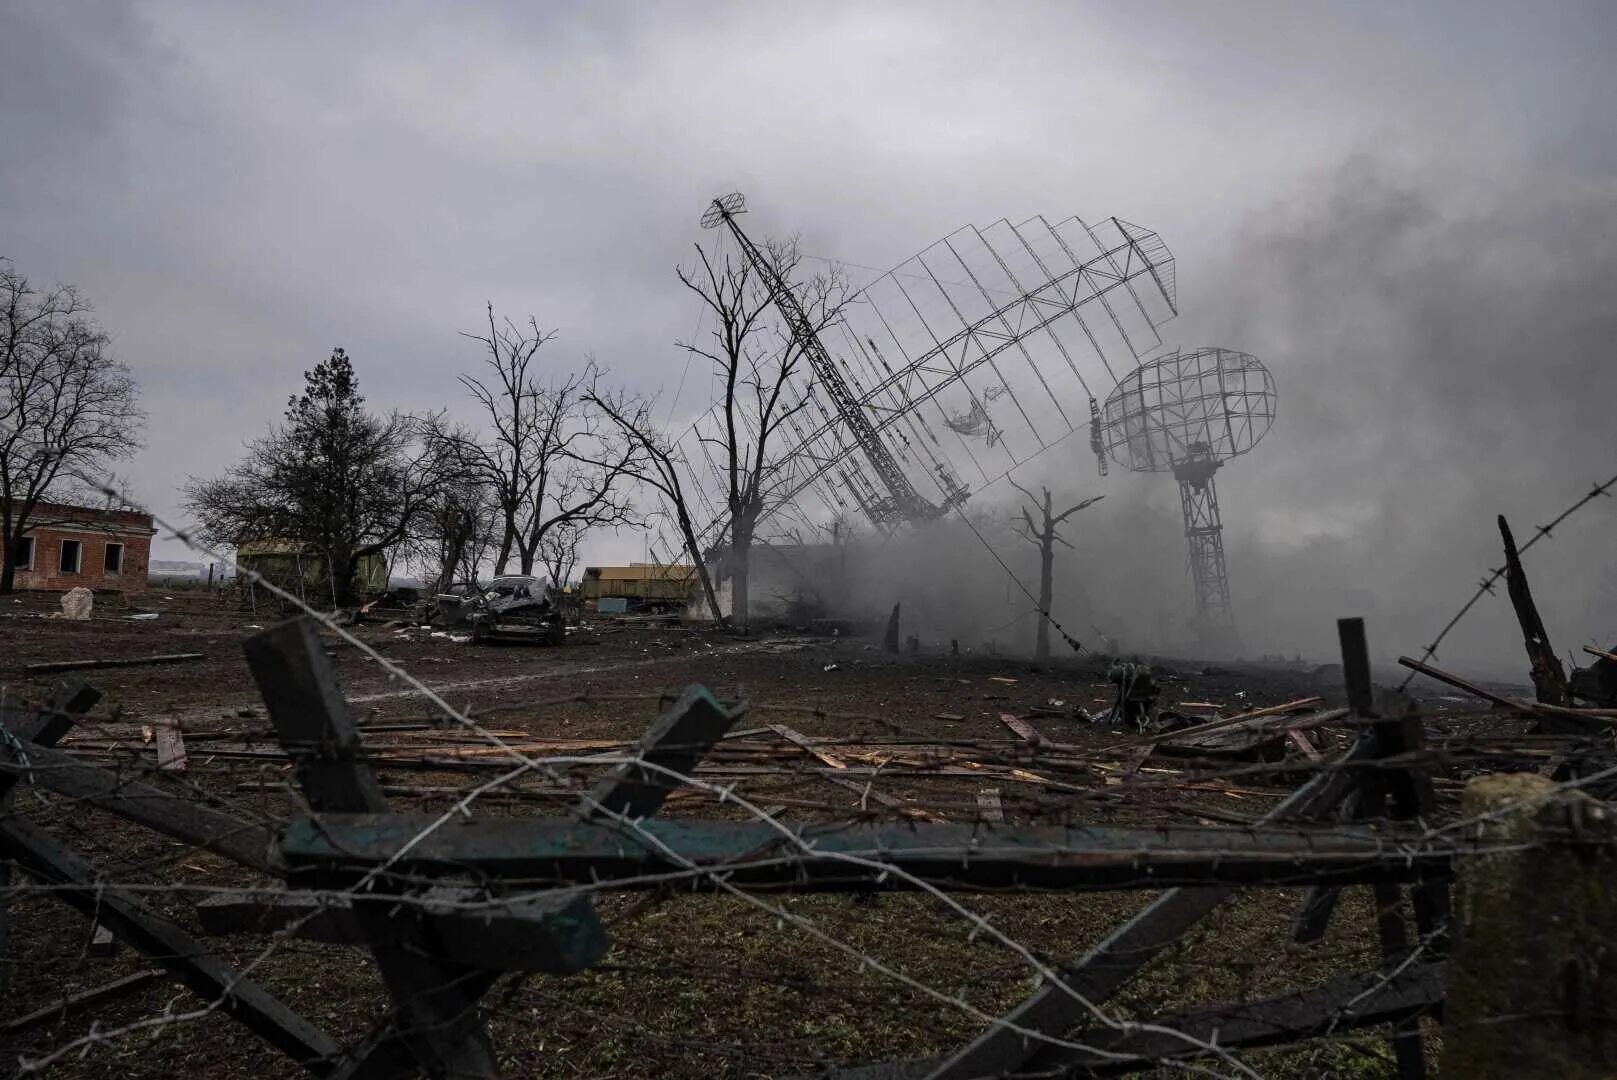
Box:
88, 922, 118, 957
1, 678, 103, 1000
22, 653, 207, 675
196, 889, 603, 974
11, 679, 103, 745
280, 814, 1457, 892
1499, 515, 1571, 707
245, 618, 497, 1080
997, 713, 1042, 743
154, 721, 187, 772
1153, 698, 1329, 744
975, 789, 1003, 823
820, 775, 940, 821
591, 685, 747, 818
0, 817, 339, 1071
0, 739, 277, 874
0, 968, 167, 1035
0, 679, 102, 801
769, 722, 849, 769
1398, 655, 1617, 721
1288, 729, 1323, 761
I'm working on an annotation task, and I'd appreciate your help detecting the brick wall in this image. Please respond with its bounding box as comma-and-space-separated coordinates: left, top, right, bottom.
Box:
10, 503, 156, 593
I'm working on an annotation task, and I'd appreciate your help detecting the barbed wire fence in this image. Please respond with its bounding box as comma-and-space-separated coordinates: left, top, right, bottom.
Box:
1, 471, 1614, 1078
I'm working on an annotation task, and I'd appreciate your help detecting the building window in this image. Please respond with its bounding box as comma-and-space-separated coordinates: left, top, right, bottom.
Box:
60, 539, 82, 574
104, 543, 124, 574
13, 536, 34, 570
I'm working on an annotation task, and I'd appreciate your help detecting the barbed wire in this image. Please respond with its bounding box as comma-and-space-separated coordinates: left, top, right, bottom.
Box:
2, 488, 1256, 1076
0, 472, 1605, 1077
1399, 470, 1617, 690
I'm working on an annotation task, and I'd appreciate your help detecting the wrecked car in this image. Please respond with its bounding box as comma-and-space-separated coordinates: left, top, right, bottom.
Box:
433, 575, 565, 645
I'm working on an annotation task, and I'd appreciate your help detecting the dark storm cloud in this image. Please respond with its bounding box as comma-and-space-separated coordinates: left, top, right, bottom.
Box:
4, 0, 1616, 672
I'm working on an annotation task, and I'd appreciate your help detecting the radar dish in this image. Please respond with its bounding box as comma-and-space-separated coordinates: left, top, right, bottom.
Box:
1100, 347, 1275, 474
700, 192, 747, 229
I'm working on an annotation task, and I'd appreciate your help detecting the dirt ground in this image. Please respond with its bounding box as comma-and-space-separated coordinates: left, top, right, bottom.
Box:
0, 589, 1496, 1078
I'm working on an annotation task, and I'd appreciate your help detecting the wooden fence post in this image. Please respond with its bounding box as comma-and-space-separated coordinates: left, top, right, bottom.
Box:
1442, 773, 1617, 1078
245, 619, 498, 1079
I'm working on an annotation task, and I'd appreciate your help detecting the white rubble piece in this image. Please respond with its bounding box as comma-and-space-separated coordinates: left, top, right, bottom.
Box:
60, 587, 94, 620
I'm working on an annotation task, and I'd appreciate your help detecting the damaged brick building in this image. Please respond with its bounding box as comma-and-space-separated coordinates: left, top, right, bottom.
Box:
7, 501, 157, 592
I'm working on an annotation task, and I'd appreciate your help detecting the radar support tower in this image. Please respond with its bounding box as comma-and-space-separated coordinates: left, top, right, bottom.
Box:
703, 192, 938, 529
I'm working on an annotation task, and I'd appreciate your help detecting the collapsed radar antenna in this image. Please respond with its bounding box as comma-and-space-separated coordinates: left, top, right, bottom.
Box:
1098, 347, 1276, 651
700, 192, 747, 229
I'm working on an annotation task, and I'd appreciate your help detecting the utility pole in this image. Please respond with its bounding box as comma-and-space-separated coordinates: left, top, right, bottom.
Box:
1011, 480, 1103, 658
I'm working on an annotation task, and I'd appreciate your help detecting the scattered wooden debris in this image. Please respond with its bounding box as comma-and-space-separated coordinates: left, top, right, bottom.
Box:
769, 723, 849, 769
998, 713, 1042, 743
1399, 656, 1617, 723
1583, 644, 1617, 665
0, 969, 166, 1035
1287, 730, 1323, 762
1155, 702, 1345, 762
23, 653, 207, 675
89, 922, 118, 957
155, 721, 188, 772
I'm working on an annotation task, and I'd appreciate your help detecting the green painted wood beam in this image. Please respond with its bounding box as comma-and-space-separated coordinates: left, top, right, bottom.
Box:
280, 815, 1460, 892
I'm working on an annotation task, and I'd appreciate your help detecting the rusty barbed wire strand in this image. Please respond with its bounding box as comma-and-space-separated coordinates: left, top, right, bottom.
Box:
1399, 470, 1617, 691
3, 468, 1606, 1077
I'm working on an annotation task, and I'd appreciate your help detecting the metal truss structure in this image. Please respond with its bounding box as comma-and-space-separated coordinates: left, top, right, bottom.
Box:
702, 193, 940, 529
662, 193, 1178, 564
1100, 347, 1277, 642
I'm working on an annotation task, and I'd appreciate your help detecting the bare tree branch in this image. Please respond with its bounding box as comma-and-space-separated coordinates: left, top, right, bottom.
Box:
674, 234, 855, 629
455, 308, 644, 576
0, 260, 145, 594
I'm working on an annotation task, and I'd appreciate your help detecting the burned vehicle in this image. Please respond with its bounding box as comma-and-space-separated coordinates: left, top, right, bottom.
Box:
434, 575, 565, 645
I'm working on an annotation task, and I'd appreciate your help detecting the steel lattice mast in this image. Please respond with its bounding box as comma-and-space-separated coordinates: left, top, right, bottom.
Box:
1173, 450, 1233, 631
702, 193, 940, 529
1099, 347, 1277, 650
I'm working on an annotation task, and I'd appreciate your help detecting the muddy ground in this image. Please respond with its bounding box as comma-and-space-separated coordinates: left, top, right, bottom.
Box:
0, 590, 1511, 1078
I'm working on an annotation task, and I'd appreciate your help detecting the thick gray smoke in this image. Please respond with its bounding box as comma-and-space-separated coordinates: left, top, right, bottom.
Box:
802, 159, 1617, 679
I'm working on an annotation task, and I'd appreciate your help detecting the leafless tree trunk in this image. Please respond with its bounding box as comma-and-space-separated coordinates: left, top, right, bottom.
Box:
537, 522, 583, 594
677, 236, 853, 630
455, 305, 642, 576
586, 388, 726, 625
1010, 479, 1103, 659
0, 261, 144, 594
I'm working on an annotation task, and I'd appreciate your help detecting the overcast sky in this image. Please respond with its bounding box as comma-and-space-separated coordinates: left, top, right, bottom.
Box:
5, 0, 1616, 671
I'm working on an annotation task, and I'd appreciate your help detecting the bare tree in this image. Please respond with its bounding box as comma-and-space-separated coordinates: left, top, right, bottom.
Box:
536, 521, 584, 595
678, 236, 853, 629
404, 414, 500, 594
0, 261, 144, 594
412, 475, 498, 596
1010, 479, 1103, 658
455, 306, 642, 576
586, 387, 726, 624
